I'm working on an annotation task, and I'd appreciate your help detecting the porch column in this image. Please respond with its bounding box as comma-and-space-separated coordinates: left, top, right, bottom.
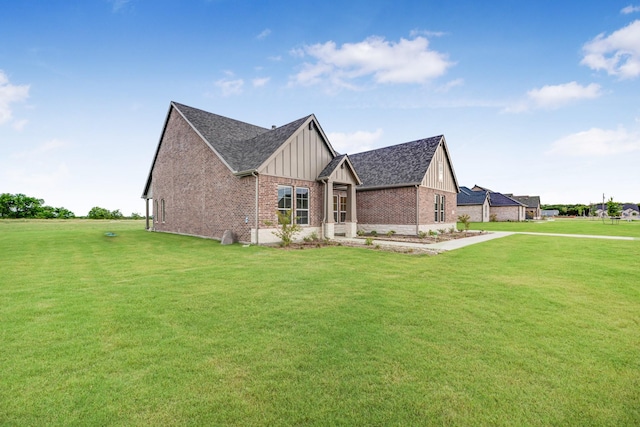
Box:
344, 184, 357, 238
325, 180, 334, 239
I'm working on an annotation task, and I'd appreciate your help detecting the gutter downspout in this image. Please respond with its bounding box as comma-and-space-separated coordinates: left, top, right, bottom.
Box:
321, 179, 327, 239
415, 185, 421, 235
252, 172, 259, 245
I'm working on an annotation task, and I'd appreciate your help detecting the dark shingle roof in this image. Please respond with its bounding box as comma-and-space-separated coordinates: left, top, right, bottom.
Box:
457, 187, 488, 205
488, 192, 526, 207
510, 195, 541, 208
173, 102, 312, 172
318, 154, 347, 179
349, 136, 443, 188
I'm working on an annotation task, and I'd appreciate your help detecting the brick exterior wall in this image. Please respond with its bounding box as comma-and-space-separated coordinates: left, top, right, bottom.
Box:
491, 206, 524, 222
257, 175, 324, 227
357, 187, 417, 225
151, 109, 255, 242
457, 205, 484, 222
356, 186, 458, 234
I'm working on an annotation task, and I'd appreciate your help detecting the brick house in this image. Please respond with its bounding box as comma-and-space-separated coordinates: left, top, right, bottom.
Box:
456, 186, 527, 222
142, 102, 460, 244
456, 186, 490, 222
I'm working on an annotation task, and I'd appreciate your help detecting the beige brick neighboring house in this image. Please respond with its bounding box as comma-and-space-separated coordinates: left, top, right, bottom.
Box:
457, 186, 490, 222
458, 186, 526, 222
142, 102, 460, 243
506, 195, 541, 220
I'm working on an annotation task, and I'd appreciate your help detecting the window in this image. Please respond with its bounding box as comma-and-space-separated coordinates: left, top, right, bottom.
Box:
334, 195, 347, 223
434, 194, 445, 222
295, 187, 309, 225
277, 185, 292, 222
278, 185, 310, 225
438, 161, 444, 182
161, 199, 166, 223
154, 201, 158, 223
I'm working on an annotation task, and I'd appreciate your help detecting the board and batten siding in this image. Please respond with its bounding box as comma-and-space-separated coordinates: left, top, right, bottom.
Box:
259, 125, 333, 180
421, 143, 457, 192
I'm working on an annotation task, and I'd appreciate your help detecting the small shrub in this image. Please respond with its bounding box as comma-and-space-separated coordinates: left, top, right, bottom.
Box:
370, 230, 378, 237
490, 214, 498, 222
458, 214, 471, 232
374, 244, 381, 250
365, 237, 374, 246
386, 230, 396, 237
418, 230, 427, 239
271, 210, 301, 247
429, 230, 438, 236
303, 231, 319, 243
356, 229, 365, 236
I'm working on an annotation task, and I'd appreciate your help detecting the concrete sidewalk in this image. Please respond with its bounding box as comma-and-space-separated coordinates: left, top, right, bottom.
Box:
335, 230, 636, 252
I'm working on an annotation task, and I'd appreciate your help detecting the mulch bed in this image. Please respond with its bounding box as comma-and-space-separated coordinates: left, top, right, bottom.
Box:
266, 231, 487, 255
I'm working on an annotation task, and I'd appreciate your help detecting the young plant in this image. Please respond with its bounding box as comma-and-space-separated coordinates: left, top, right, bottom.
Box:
458, 214, 471, 233
269, 210, 302, 247
386, 230, 396, 237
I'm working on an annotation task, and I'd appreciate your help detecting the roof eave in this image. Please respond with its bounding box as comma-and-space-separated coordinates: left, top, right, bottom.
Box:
357, 182, 422, 191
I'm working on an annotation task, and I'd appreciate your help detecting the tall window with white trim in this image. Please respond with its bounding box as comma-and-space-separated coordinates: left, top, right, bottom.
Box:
295, 187, 309, 225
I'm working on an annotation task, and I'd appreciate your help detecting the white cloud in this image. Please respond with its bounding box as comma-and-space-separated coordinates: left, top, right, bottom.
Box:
527, 82, 602, 108
0, 70, 30, 126
547, 126, 640, 156
410, 29, 447, 38
290, 36, 454, 89
257, 29, 271, 40
504, 81, 601, 112
252, 77, 270, 87
11, 139, 70, 159
328, 128, 383, 154
109, 0, 132, 13
621, 5, 640, 14
215, 78, 244, 96
581, 20, 640, 79
436, 78, 464, 93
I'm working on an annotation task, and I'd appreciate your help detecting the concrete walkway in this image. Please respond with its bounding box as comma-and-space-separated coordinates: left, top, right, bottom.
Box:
335, 231, 636, 252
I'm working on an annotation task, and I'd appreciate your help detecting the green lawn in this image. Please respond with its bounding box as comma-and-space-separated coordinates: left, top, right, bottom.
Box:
462, 216, 640, 238
1, 220, 639, 425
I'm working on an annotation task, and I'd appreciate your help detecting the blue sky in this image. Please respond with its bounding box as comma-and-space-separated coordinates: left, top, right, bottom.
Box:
1, 0, 639, 216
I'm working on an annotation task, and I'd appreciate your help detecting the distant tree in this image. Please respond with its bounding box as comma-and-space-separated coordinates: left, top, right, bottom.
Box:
87, 206, 125, 219
606, 198, 621, 217
130, 212, 142, 219
87, 206, 112, 219
0, 193, 75, 219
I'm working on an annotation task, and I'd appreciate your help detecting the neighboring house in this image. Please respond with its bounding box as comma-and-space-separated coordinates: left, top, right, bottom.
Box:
541, 209, 559, 217
460, 185, 526, 221
591, 202, 637, 218
456, 186, 490, 222
142, 102, 460, 244
507, 195, 541, 220
622, 203, 640, 218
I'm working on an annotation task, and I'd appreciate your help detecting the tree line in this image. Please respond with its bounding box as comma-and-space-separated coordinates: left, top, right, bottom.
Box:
0, 193, 75, 219
0, 193, 142, 219
542, 200, 638, 217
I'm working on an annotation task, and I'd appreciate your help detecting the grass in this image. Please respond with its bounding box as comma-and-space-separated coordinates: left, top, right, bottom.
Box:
1, 220, 639, 425
461, 216, 640, 238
